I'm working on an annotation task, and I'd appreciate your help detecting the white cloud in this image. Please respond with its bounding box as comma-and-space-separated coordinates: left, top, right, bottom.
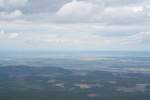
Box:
132, 6, 144, 13
56, 0, 97, 19
55, 0, 149, 25
10, 10, 23, 17
0, 10, 23, 19
0, 29, 19, 39
7, 33, 19, 39
92, 5, 147, 25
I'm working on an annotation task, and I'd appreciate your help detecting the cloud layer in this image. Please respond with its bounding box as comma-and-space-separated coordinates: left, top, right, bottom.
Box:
0, 0, 150, 51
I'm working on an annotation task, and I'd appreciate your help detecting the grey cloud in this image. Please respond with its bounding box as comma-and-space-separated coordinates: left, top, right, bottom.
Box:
22, 0, 70, 14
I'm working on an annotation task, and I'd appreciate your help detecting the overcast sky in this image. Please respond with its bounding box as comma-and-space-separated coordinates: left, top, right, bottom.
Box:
0, 0, 150, 51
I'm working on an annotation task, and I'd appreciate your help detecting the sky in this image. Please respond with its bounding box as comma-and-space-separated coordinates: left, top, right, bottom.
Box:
0, 0, 150, 51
